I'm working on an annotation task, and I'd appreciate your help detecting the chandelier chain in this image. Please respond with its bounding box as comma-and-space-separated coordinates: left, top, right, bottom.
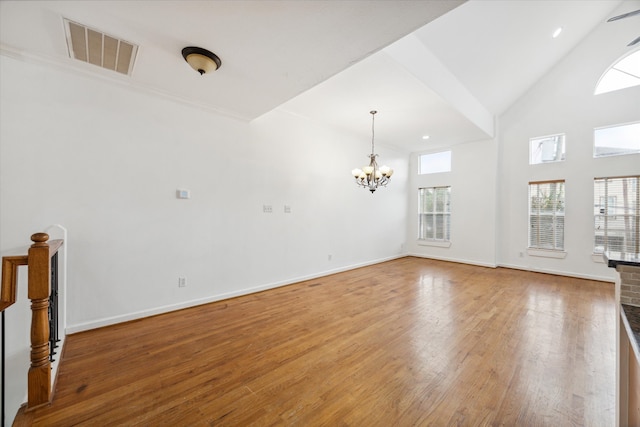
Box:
370, 110, 376, 154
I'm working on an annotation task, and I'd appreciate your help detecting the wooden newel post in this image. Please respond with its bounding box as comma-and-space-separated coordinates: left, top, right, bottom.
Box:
27, 232, 51, 408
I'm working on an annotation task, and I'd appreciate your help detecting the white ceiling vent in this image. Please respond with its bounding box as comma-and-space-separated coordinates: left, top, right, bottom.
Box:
64, 19, 138, 76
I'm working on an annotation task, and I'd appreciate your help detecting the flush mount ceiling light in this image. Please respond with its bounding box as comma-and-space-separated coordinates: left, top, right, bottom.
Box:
552, 27, 563, 38
181, 47, 221, 75
352, 111, 393, 193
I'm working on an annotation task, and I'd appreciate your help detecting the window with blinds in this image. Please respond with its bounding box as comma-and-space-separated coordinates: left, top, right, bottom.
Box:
529, 181, 565, 250
418, 186, 451, 241
594, 176, 640, 254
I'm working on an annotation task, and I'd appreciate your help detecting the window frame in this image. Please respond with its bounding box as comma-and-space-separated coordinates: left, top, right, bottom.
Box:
417, 186, 451, 247
528, 180, 566, 256
593, 121, 640, 158
418, 151, 452, 175
594, 50, 640, 95
529, 133, 566, 165
593, 175, 640, 256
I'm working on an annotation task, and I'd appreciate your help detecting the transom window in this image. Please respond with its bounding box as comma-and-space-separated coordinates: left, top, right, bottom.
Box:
529, 134, 566, 164
418, 151, 451, 174
593, 122, 640, 158
595, 50, 640, 95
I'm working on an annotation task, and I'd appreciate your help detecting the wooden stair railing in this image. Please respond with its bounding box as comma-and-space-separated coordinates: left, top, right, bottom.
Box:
1, 233, 63, 410
0, 255, 27, 311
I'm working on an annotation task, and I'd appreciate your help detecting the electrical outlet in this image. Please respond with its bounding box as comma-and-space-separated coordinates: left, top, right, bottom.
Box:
328, 254, 332, 261
178, 277, 187, 287
284, 205, 291, 213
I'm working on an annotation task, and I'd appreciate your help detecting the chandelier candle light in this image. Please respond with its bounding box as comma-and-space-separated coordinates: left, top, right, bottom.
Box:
352, 110, 393, 193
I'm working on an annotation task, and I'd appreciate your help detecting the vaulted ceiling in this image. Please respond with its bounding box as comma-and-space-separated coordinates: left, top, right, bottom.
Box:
1, 0, 635, 152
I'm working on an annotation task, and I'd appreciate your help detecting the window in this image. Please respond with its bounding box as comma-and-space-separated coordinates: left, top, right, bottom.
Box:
594, 176, 639, 254
529, 181, 565, 251
595, 50, 640, 95
418, 186, 451, 242
594, 122, 640, 158
529, 134, 565, 164
419, 151, 451, 174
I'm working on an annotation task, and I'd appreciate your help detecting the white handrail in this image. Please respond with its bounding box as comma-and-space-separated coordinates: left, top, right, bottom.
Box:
44, 224, 68, 389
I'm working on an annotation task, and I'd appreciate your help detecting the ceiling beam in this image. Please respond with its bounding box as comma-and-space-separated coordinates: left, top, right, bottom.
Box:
384, 34, 494, 139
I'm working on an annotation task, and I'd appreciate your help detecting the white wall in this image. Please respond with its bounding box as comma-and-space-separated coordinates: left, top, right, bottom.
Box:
407, 138, 498, 267
0, 55, 407, 423
497, 6, 640, 281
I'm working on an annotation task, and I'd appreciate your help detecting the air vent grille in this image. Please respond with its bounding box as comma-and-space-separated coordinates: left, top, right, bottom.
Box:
64, 19, 138, 76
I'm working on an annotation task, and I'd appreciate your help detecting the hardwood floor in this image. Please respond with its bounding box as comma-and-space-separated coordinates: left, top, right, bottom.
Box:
23, 257, 615, 426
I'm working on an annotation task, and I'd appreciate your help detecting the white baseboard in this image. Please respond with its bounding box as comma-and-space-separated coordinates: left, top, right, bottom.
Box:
497, 262, 614, 283
66, 254, 404, 334
407, 253, 614, 283
408, 252, 497, 268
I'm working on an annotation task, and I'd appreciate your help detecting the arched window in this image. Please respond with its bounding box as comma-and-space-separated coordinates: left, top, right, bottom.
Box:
594, 49, 640, 94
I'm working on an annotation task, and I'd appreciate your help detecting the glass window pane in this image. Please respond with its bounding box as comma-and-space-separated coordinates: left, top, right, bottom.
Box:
425, 214, 434, 239
530, 134, 565, 164
435, 214, 444, 239
418, 186, 451, 242
444, 214, 451, 240
419, 151, 451, 174
593, 176, 640, 254
555, 216, 565, 250
435, 189, 444, 212
594, 122, 640, 157
595, 50, 640, 95
529, 181, 565, 250
444, 187, 451, 213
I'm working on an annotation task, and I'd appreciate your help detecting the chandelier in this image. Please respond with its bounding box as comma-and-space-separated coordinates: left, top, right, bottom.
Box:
351, 110, 393, 193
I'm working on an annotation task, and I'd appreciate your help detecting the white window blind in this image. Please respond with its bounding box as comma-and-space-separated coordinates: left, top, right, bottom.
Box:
529, 181, 565, 250
594, 176, 640, 254
418, 186, 451, 241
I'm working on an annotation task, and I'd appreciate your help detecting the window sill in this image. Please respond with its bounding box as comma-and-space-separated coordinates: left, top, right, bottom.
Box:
418, 240, 452, 248
527, 249, 567, 259
591, 253, 606, 263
